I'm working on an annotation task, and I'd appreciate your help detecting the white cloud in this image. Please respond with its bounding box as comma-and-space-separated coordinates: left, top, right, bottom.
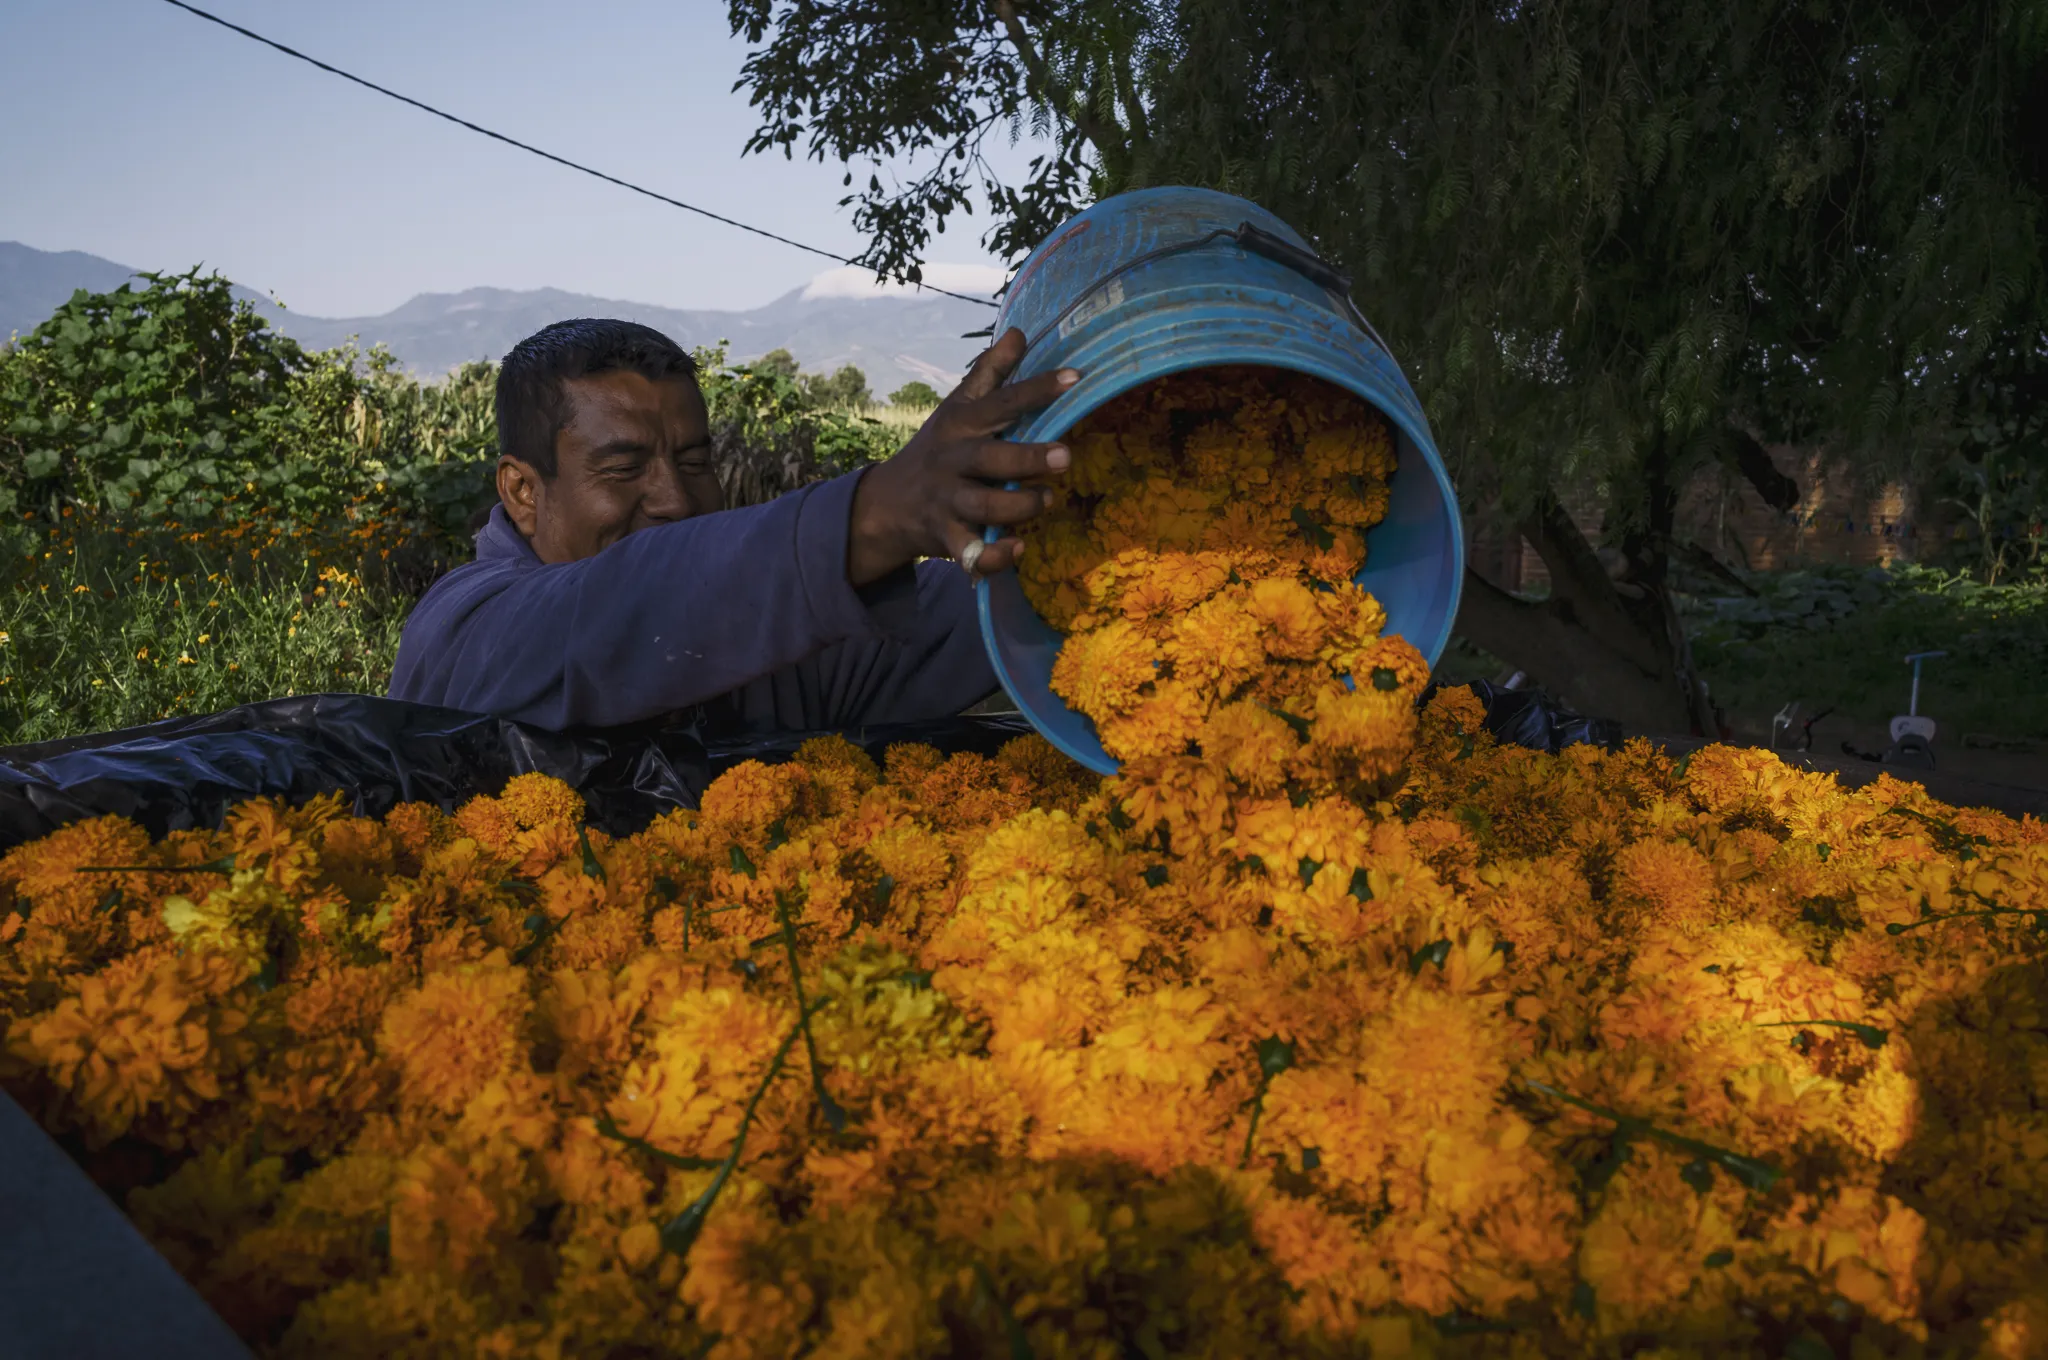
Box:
800, 262, 1008, 302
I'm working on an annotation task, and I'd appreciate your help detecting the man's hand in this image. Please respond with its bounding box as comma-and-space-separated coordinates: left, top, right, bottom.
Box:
847, 328, 1077, 586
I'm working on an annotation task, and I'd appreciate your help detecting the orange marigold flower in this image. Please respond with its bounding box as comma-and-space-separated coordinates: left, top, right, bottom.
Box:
376, 958, 530, 1116
10, 949, 253, 1147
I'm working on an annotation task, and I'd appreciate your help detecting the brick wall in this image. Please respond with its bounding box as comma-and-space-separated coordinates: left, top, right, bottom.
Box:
1469, 445, 1949, 593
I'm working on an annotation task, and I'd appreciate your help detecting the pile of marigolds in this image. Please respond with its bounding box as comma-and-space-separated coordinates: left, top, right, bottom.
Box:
0, 370, 2044, 1360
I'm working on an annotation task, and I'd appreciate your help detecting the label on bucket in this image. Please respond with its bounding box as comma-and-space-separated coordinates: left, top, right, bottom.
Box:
1058, 278, 1125, 340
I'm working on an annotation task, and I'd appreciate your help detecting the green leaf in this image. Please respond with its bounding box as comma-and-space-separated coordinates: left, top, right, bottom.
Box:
729, 844, 757, 878
1761, 1019, 1889, 1050
1371, 666, 1400, 691
1262, 704, 1312, 741
1703, 1248, 1734, 1268
1784, 1334, 1835, 1360
1256, 1035, 1296, 1077
1348, 867, 1374, 901
1142, 864, 1170, 888
1301, 1146, 1321, 1171
1524, 1079, 1781, 1192
576, 824, 605, 881
1409, 938, 1452, 973
512, 911, 562, 965
871, 874, 896, 911
1297, 856, 1322, 887
1680, 1158, 1715, 1193
1571, 1281, 1597, 1321
1290, 505, 1334, 550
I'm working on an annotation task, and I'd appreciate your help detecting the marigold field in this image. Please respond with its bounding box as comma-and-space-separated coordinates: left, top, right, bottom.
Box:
2, 370, 2046, 1358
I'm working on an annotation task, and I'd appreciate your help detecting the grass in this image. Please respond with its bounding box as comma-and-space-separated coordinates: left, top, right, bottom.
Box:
829, 400, 935, 437
1683, 564, 2048, 741
1437, 566, 2048, 743
0, 512, 417, 747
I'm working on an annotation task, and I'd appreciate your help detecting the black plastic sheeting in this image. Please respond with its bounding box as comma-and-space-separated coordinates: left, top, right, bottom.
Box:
1447, 679, 1625, 756
0, 684, 1610, 852
0, 694, 1036, 852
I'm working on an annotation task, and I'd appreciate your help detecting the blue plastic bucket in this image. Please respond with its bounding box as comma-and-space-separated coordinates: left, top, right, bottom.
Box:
976, 186, 1466, 775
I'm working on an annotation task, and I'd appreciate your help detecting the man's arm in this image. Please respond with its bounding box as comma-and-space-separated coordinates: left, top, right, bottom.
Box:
393, 472, 928, 728
709, 558, 1000, 733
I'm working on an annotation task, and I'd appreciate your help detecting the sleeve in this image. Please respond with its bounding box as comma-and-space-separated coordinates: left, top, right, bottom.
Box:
390, 471, 926, 730
707, 558, 1001, 733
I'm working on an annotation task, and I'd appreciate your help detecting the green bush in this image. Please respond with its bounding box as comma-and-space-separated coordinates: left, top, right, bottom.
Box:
0, 270, 370, 532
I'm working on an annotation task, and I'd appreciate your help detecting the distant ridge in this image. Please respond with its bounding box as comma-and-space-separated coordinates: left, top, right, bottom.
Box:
0, 241, 994, 394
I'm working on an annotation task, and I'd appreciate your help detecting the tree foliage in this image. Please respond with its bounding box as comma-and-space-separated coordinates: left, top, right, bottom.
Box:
729, 0, 2048, 728
889, 379, 943, 408
802, 362, 874, 408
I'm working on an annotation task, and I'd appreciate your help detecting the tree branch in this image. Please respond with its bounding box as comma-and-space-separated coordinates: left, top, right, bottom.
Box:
1518, 494, 1666, 675
1110, 47, 1150, 150
993, 0, 1129, 164
1453, 567, 1697, 733
1727, 427, 1800, 512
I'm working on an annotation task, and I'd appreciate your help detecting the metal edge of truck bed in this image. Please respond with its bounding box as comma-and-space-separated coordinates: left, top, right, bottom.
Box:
0, 1089, 252, 1360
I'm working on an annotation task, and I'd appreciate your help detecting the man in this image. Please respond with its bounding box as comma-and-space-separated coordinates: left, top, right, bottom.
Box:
389, 318, 1075, 733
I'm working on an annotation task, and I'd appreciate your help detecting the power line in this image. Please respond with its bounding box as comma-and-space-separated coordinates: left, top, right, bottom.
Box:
157, 0, 1000, 308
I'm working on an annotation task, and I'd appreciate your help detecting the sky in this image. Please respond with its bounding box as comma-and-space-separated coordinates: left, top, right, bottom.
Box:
0, 0, 1029, 317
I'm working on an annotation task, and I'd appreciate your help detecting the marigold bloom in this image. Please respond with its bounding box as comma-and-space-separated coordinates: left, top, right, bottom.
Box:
376, 957, 529, 1116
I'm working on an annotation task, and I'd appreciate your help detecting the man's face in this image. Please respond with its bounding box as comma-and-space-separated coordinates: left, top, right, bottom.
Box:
497, 369, 722, 563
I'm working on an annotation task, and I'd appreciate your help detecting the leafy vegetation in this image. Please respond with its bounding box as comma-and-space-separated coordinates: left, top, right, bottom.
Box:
888, 379, 942, 408
0, 273, 917, 745
1682, 565, 2048, 740
1, 515, 411, 745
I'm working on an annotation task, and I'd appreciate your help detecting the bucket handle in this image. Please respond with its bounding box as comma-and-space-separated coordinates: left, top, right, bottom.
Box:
1016, 221, 1398, 365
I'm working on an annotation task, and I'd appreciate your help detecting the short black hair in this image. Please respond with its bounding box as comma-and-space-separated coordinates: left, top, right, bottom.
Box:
495, 318, 698, 477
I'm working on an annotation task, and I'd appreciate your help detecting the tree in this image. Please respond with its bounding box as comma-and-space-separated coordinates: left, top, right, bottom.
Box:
728, 0, 2047, 731
802, 363, 874, 409
749, 347, 801, 381
888, 379, 943, 408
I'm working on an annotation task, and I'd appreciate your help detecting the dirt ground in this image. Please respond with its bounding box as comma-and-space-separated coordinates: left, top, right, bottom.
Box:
1720, 710, 2048, 798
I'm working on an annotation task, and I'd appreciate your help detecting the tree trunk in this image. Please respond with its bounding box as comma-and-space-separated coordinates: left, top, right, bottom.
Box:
1452, 481, 1711, 736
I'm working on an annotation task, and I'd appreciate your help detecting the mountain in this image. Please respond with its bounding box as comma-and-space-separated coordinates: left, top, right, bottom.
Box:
0, 242, 997, 395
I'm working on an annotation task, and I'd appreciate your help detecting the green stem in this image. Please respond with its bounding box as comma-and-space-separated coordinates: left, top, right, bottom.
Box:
1887, 906, 2042, 935
1523, 1079, 1779, 1191
594, 1112, 720, 1170
511, 911, 562, 965
773, 889, 848, 1133
1240, 1074, 1273, 1170
1758, 1019, 1888, 1049
75, 854, 237, 874
659, 1008, 813, 1258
